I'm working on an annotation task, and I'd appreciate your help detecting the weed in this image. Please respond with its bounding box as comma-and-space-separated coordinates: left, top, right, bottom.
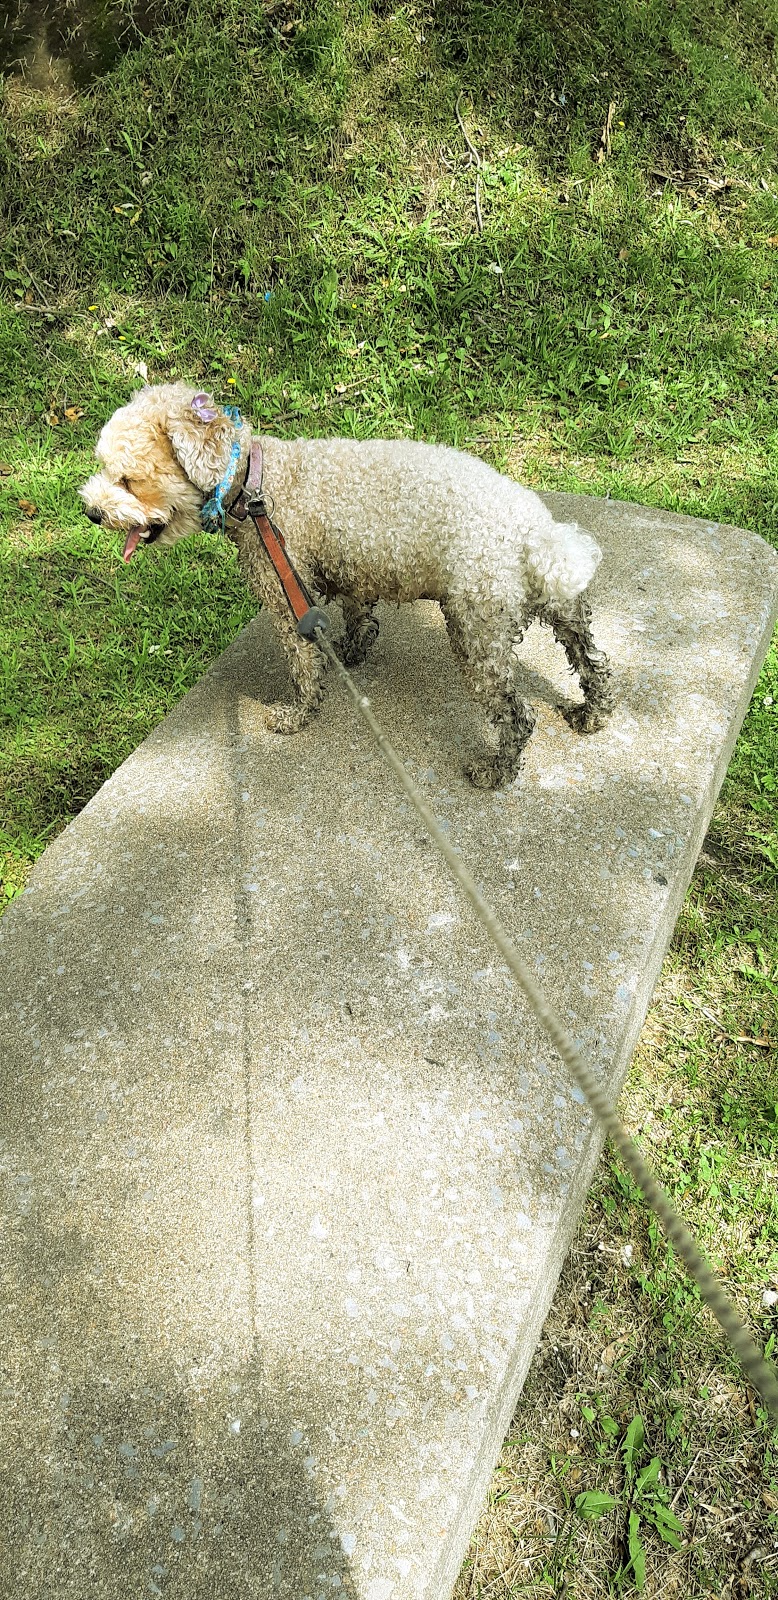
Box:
574, 1415, 685, 1590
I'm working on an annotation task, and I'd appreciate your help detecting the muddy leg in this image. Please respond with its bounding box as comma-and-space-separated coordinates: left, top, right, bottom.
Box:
546, 595, 614, 734
466, 693, 537, 789
443, 604, 535, 787
340, 597, 379, 667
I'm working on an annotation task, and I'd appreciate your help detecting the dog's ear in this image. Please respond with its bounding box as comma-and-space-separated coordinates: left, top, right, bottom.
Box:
165, 390, 242, 492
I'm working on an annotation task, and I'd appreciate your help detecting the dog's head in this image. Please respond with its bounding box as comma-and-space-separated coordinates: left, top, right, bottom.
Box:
79, 382, 252, 561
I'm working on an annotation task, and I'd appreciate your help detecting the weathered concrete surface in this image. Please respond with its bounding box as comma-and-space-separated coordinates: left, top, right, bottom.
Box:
1, 495, 776, 1600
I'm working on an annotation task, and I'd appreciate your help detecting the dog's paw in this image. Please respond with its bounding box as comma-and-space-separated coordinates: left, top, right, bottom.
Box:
341, 640, 371, 668
563, 703, 610, 735
465, 755, 501, 789
341, 621, 379, 668
263, 702, 309, 735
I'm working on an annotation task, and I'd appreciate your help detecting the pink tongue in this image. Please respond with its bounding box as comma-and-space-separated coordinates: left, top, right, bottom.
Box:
122, 527, 144, 563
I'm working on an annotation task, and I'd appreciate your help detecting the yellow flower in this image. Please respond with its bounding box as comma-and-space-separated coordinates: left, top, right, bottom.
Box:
227, 377, 237, 384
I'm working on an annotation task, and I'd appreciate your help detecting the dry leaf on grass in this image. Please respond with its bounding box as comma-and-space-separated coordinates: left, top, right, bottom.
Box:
18, 499, 37, 516
64, 405, 84, 423
598, 1333, 632, 1374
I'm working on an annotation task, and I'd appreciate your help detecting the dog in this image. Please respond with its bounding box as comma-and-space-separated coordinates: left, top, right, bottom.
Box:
80, 382, 613, 786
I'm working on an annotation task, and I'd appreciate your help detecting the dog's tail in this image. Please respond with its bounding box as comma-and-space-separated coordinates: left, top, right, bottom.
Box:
524, 519, 602, 604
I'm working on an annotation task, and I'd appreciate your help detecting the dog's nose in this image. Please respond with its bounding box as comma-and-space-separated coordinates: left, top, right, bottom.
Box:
84, 506, 103, 524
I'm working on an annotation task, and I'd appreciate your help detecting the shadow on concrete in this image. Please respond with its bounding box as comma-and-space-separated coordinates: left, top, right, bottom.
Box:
3, 1288, 355, 1596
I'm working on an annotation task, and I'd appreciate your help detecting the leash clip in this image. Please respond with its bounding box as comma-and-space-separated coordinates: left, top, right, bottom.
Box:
297, 606, 329, 639
243, 495, 330, 641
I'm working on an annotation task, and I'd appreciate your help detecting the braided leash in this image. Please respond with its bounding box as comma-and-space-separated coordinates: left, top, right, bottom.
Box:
309, 624, 778, 1422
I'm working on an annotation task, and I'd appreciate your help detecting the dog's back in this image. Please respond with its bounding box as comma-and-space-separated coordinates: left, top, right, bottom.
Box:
261, 435, 600, 610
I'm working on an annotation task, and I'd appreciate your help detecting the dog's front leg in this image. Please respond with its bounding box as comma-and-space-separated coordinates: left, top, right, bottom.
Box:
234, 526, 328, 734
263, 602, 328, 734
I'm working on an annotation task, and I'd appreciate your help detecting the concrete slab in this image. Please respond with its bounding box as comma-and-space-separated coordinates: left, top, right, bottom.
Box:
1, 495, 776, 1600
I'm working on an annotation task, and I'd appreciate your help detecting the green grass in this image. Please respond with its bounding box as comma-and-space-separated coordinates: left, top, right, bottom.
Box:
2, 0, 778, 1591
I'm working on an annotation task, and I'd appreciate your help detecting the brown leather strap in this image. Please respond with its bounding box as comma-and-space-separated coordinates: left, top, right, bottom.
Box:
252, 510, 314, 625
246, 439, 265, 498
228, 437, 328, 638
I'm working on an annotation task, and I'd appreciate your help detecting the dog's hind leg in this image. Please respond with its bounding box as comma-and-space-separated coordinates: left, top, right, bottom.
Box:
467, 689, 536, 789
443, 603, 535, 788
543, 595, 614, 734
340, 597, 379, 667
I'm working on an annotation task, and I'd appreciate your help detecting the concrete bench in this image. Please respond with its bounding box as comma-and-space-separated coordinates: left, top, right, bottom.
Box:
1, 494, 776, 1600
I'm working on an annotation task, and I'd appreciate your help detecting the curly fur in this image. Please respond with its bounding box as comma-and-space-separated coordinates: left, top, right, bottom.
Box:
81, 383, 614, 786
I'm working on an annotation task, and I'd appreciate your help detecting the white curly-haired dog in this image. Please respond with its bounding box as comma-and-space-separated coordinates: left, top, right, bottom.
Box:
81, 382, 613, 786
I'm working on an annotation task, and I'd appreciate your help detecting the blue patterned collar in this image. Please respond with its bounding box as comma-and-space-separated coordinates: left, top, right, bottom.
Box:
200, 405, 245, 531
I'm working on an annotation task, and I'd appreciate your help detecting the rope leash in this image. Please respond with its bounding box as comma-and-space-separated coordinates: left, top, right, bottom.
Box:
308, 624, 778, 1423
